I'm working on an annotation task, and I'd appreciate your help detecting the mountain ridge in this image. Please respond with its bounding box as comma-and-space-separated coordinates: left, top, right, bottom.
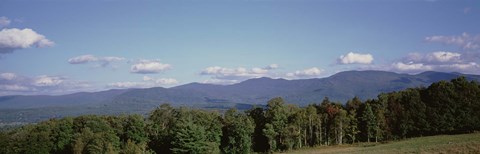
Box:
1, 70, 480, 123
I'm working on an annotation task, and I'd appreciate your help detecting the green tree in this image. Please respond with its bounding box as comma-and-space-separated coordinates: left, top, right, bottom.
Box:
221, 109, 255, 154
73, 127, 119, 154
50, 117, 74, 154
362, 102, 376, 142
345, 97, 361, 143
123, 114, 148, 144
246, 106, 269, 152
263, 123, 277, 152
72, 115, 121, 154
147, 104, 176, 153
333, 109, 348, 145
170, 113, 209, 154
263, 97, 288, 151
305, 105, 318, 146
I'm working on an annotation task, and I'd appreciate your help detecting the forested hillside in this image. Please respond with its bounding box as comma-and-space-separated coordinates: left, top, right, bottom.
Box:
0, 77, 479, 154
2, 70, 479, 124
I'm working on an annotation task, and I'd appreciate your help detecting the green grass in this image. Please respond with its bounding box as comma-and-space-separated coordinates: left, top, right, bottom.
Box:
282, 133, 480, 154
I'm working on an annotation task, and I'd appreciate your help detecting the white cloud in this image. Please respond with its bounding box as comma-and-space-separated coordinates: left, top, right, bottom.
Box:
143, 76, 178, 85
201, 65, 273, 80
102, 56, 125, 62
390, 51, 480, 74
425, 32, 480, 50
0, 28, 54, 53
391, 62, 480, 74
337, 52, 374, 64
68, 54, 125, 67
0, 16, 11, 27
0, 84, 31, 91
391, 62, 433, 72
404, 51, 462, 64
107, 76, 179, 89
427, 51, 461, 63
201, 79, 239, 85
265, 64, 279, 70
130, 60, 172, 74
68, 55, 98, 64
0, 73, 93, 96
251, 67, 268, 74
0, 72, 16, 80
33, 75, 64, 87
286, 67, 324, 78
447, 62, 479, 70
107, 82, 147, 89
200, 64, 279, 84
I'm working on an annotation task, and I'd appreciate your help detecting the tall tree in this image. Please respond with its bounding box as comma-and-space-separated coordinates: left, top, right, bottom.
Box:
246, 106, 269, 152
345, 97, 361, 143
147, 104, 176, 153
362, 102, 376, 142
305, 105, 318, 146
170, 115, 209, 154
263, 97, 288, 152
221, 109, 254, 154
334, 109, 348, 145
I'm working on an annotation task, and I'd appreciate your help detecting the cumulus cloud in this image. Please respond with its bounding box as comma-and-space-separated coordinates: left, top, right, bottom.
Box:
107, 82, 146, 89
391, 62, 480, 74
403, 51, 463, 64
130, 59, 172, 74
427, 51, 462, 63
286, 67, 324, 79
0, 84, 31, 91
68, 54, 125, 67
0, 72, 16, 80
390, 51, 480, 74
0, 73, 92, 96
0, 28, 54, 53
201, 64, 278, 79
391, 62, 433, 72
0, 16, 11, 27
200, 64, 279, 84
201, 79, 239, 85
67, 55, 97, 64
143, 76, 178, 85
337, 52, 374, 64
33, 75, 64, 87
425, 32, 480, 50
265, 64, 279, 70
107, 76, 178, 89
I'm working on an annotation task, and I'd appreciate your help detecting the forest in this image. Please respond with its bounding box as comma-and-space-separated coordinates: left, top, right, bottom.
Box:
0, 76, 479, 154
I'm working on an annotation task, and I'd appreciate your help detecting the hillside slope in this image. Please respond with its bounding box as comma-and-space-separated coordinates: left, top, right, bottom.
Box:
1, 70, 480, 123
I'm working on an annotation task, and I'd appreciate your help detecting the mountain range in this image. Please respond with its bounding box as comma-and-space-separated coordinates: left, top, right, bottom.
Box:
1, 70, 479, 123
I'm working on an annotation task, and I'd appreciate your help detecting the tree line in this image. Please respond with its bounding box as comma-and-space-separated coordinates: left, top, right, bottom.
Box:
0, 77, 479, 153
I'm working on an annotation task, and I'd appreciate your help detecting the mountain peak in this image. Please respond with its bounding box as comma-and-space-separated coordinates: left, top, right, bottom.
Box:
238, 77, 287, 84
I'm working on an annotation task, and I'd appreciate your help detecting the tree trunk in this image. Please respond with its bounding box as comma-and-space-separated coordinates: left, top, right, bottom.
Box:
299, 128, 302, 148
309, 116, 313, 146
304, 128, 307, 146
339, 120, 343, 145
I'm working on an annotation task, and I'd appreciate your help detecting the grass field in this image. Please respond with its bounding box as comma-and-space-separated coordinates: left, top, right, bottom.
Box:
281, 133, 480, 154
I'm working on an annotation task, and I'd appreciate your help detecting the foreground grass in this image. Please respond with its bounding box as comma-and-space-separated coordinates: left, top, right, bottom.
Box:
282, 133, 480, 154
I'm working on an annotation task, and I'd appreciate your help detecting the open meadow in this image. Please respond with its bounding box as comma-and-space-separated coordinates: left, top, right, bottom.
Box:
284, 133, 480, 154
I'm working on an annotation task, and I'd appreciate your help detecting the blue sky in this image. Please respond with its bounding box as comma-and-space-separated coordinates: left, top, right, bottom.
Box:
0, 0, 479, 95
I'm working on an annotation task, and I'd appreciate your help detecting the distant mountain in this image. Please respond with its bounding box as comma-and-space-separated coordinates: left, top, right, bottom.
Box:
0, 89, 130, 109
1, 70, 479, 123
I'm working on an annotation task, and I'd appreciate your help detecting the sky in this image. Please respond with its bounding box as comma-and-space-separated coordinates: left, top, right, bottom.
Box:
0, 0, 479, 96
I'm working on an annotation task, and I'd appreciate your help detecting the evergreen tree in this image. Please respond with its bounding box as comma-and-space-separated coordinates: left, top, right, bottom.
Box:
263, 97, 288, 151
221, 109, 254, 154
362, 102, 376, 142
